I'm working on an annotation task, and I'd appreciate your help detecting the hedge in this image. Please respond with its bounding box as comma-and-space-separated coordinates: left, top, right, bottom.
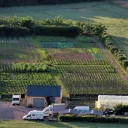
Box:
99, 30, 128, 70
0, 25, 29, 37
0, 0, 102, 7
33, 26, 80, 37
58, 115, 128, 124
0, 16, 127, 70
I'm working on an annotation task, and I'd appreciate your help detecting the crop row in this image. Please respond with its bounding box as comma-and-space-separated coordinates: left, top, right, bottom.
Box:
0, 73, 54, 81
52, 53, 94, 60
41, 42, 74, 48
61, 73, 121, 80
0, 80, 57, 94
62, 79, 128, 95
56, 65, 116, 73
0, 63, 48, 73
51, 59, 109, 65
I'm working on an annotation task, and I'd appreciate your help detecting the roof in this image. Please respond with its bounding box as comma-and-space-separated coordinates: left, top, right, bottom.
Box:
26, 85, 61, 97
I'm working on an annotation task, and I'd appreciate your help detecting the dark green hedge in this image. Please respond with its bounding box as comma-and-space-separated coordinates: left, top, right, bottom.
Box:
0, 25, 29, 37
33, 26, 80, 37
0, 0, 102, 7
58, 115, 128, 124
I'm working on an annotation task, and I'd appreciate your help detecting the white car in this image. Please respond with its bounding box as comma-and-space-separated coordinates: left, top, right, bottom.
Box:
23, 110, 44, 120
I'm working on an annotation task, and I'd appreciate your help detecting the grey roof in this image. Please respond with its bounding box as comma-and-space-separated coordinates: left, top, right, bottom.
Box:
26, 85, 61, 97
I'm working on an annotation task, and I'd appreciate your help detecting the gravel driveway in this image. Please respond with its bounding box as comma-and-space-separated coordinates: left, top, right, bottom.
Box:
0, 101, 43, 120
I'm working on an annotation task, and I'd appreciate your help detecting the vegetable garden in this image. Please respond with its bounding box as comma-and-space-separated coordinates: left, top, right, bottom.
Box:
0, 35, 128, 96
0, 73, 57, 94
0, 17, 128, 98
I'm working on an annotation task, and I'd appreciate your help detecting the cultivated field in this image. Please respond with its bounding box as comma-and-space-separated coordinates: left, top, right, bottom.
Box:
0, 1, 128, 56
0, 36, 128, 97
0, 120, 128, 128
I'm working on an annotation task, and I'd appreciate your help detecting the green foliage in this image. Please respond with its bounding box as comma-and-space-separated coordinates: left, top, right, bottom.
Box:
58, 114, 128, 123
114, 104, 128, 115
0, 63, 49, 73
78, 36, 91, 43
0, 0, 103, 7
0, 25, 29, 37
33, 25, 80, 37
122, 60, 128, 69
100, 31, 128, 70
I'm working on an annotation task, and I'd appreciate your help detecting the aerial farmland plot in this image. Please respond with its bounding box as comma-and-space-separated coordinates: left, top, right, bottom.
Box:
0, 35, 128, 100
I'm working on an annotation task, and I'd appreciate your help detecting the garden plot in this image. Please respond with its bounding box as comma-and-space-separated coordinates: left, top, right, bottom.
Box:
0, 41, 46, 63
41, 42, 74, 48
0, 73, 57, 94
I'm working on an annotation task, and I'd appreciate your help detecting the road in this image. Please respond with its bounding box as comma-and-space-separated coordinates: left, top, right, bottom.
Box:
0, 101, 42, 120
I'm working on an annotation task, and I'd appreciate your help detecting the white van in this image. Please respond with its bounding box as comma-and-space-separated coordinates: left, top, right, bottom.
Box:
23, 110, 44, 120
12, 95, 21, 105
74, 106, 90, 111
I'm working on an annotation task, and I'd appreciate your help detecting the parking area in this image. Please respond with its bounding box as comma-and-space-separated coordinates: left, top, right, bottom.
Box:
0, 101, 43, 120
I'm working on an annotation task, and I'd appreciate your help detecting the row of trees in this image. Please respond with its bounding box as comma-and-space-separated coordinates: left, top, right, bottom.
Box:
0, 0, 102, 7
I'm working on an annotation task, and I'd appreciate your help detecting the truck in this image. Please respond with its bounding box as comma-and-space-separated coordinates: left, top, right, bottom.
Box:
23, 110, 44, 120
12, 95, 21, 105
43, 103, 67, 118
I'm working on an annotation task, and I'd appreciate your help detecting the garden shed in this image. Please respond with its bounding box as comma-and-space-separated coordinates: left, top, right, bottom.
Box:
24, 85, 62, 108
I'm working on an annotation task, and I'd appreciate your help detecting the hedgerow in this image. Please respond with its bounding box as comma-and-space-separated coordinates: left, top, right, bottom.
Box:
0, 16, 127, 70
0, 0, 103, 7
58, 114, 128, 124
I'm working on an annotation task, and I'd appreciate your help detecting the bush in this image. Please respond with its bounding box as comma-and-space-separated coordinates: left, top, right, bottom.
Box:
122, 60, 128, 69
0, 25, 29, 37
33, 25, 80, 37
58, 114, 128, 123
109, 46, 119, 54
114, 104, 128, 115
118, 56, 127, 62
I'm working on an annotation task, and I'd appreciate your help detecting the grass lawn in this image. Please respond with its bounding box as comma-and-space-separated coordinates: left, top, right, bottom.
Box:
0, 120, 128, 128
0, 1, 128, 56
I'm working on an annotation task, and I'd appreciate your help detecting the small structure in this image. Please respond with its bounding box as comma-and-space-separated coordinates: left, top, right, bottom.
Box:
95, 95, 128, 109
25, 85, 62, 108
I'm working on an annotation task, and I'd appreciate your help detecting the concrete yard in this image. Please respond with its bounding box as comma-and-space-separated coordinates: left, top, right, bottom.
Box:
0, 101, 42, 120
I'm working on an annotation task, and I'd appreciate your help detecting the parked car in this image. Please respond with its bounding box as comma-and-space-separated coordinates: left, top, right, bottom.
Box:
74, 106, 90, 111
103, 109, 115, 116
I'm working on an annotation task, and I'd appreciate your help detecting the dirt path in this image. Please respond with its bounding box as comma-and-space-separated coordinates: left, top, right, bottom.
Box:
92, 37, 128, 82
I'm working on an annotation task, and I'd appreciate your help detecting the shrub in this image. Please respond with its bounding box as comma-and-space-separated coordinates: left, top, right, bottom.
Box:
122, 60, 128, 69
118, 56, 127, 62
109, 46, 119, 54
58, 114, 128, 123
0, 25, 29, 37
114, 104, 128, 115
33, 25, 80, 37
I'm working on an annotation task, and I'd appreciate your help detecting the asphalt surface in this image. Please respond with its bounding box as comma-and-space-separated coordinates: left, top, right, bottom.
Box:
0, 101, 42, 120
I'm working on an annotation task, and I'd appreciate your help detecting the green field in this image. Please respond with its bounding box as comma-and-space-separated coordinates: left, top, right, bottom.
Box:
0, 1, 128, 56
0, 121, 128, 128
0, 36, 128, 97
